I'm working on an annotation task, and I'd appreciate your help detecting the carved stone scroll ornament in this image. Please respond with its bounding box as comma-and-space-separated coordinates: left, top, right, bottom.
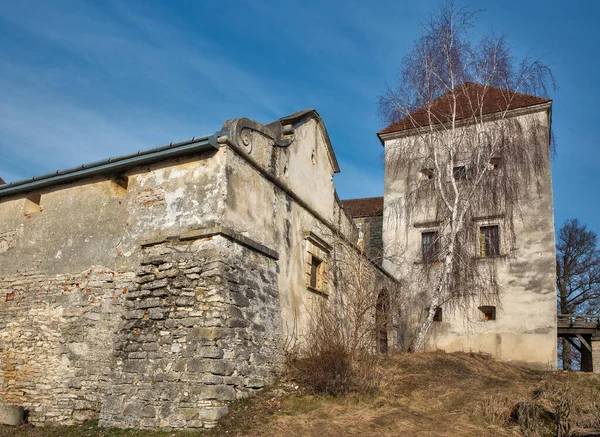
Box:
225, 118, 296, 155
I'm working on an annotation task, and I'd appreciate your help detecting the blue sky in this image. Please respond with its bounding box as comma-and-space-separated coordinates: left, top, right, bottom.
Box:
0, 0, 599, 234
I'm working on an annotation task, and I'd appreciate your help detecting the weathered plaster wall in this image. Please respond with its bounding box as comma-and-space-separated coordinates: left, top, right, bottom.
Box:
381, 108, 557, 367
354, 215, 384, 263
0, 150, 226, 275
219, 117, 374, 340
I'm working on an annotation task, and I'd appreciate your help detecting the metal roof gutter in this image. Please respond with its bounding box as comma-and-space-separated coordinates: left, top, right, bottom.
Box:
0, 131, 230, 199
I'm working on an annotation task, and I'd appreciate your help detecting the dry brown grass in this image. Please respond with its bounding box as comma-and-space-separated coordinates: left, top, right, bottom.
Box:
3, 351, 600, 437
216, 351, 600, 437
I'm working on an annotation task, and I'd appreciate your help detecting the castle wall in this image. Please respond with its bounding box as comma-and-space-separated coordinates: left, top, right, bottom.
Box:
99, 235, 281, 429
0, 112, 397, 428
354, 214, 384, 263
381, 107, 557, 367
0, 267, 134, 425
0, 149, 226, 276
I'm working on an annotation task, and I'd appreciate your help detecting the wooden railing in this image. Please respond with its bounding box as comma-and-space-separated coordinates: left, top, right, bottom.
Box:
557, 314, 600, 328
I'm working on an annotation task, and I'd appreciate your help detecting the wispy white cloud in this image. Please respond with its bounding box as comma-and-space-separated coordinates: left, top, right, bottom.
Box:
0, 0, 293, 182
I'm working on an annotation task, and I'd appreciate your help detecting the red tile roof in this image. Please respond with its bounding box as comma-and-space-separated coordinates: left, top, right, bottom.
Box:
0, 177, 5, 185
342, 196, 384, 218
378, 82, 551, 136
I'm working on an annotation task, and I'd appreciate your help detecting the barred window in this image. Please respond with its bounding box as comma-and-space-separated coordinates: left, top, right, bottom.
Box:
480, 225, 500, 257
422, 231, 439, 262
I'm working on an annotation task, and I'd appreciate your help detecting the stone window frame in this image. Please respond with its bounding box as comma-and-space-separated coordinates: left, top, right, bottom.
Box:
304, 231, 331, 296
421, 230, 440, 263
472, 215, 506, 260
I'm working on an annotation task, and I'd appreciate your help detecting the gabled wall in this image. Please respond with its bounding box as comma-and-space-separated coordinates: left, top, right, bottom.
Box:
0, 109, 397, 428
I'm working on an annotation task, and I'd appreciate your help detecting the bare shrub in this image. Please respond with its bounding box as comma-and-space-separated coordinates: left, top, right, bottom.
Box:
284, 220, 401, 396
285, 299, 380, 396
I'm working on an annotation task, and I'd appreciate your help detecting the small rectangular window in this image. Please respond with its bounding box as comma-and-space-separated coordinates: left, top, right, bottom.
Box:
422, 231, 439, 262
453, 166, 467, 181
480, 225, 500, 257
309, 256, 322, 289
479, 306, 496, 321
488, 157, 501, 170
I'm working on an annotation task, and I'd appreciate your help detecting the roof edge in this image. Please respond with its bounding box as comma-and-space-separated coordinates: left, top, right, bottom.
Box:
377, 101, 552, 144
0, 131, 228, 199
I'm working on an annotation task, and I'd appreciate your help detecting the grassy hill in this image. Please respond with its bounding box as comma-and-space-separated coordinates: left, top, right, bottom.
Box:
2, 351, 600, 437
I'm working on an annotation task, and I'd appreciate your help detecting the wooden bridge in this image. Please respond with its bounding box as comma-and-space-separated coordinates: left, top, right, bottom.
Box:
557, 314, 600, 372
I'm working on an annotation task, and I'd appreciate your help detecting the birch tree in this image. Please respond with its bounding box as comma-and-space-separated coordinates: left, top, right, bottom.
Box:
378, 2, 555, 350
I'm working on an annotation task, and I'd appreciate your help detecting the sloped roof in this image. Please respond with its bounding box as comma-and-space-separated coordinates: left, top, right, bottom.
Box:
342, 196, 384, 218
0, 133, 225, 198
0, 177, 5, 185
378, 82, 551, 136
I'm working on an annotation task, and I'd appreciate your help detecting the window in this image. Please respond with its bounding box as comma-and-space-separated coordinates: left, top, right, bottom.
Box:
479, 225, 500, 257
453, 166, 467, 181
479, 306, 496, 321
419, 168, 434, 181
488, 157, 501, 171
309, 256, 322, 289
25, 193, 41, 214
304, 232, 330, 295
426, 306, 443, 322
422, 231, 439, 262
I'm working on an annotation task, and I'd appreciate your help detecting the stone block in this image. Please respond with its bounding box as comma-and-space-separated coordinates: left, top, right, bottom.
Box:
198, 346, 224, 359
198, 385, 236, 401
197, 406, 228, 422
0, 405, 24, 426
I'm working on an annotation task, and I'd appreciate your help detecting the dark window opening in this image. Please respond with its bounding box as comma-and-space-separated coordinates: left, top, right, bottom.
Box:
420, 168, 434, 180
309, 256, 322, 289
480, 225, 500, 257
453, 166, 467, 181
489, 157, 501, 170
479, 306, 496, 321
422, 231, 440, 262
426, 306, 443, 322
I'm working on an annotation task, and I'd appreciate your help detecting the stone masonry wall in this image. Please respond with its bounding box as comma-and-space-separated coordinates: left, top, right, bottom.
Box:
99, 234, 282, 429
0, 267, 134, 425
